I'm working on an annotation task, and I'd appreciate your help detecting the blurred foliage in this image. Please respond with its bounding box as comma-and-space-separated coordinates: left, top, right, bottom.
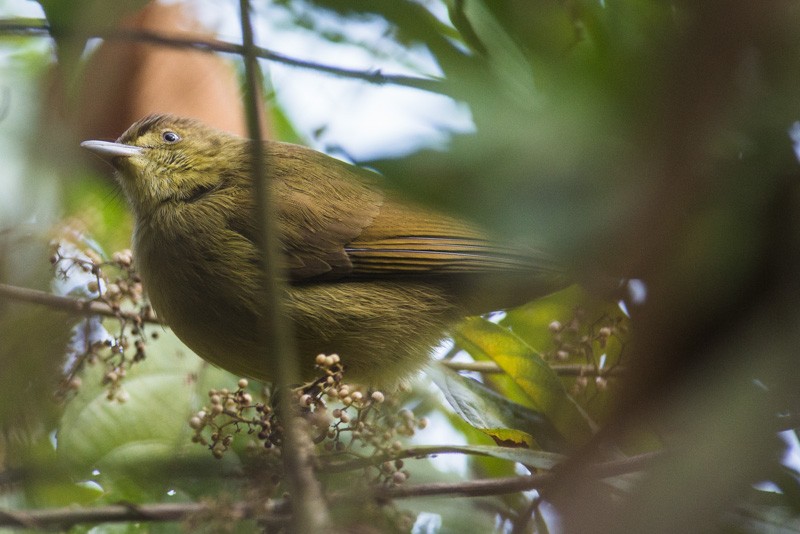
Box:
1, 0, 800, 532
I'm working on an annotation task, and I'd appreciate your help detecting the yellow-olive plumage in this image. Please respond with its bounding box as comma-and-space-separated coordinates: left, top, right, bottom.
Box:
82, 115, 567, 385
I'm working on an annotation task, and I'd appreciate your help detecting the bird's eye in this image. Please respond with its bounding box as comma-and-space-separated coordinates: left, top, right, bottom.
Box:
162, 131, 181, 143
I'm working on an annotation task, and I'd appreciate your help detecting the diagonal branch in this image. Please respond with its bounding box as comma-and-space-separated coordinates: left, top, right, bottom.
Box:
0, 282, 160, 324
376, 450, 662, 499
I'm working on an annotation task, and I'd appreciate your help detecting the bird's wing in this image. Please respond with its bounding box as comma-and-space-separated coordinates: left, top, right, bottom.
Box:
244, 142, 562, 283
269, 143, 384, 281
344, 197, 559, 277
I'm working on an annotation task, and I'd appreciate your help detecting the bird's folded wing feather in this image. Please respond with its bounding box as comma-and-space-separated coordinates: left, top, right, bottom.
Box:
258, 142, 562, 282
345, 199, 559, 277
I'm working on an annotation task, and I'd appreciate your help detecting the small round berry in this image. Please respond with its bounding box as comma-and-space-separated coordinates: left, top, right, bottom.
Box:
371, 391, 385, 403
238, 378, 249, 389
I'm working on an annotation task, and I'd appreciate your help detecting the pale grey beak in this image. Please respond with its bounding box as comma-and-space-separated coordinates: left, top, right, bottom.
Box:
81, 140, 144, 163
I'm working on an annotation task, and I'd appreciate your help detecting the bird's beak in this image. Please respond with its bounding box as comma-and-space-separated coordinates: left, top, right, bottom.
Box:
81, 140, 144, 165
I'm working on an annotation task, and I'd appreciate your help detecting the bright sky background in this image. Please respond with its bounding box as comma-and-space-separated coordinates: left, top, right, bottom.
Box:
195, 0, 474, 160
0, 0, 473, 158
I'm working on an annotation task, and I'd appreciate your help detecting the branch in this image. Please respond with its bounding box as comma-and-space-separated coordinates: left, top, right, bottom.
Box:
0, 501, 290, 530
0, 19, 445, 93
0, 452, 661, 528
0, 283, 160, 325
239, 2, 330, 531
375, 450, 662, 499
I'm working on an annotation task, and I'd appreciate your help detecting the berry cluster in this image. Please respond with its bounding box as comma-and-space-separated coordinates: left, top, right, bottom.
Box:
189, 356, 429, 487
546, 307, 629, 395
51, 241, 155, 401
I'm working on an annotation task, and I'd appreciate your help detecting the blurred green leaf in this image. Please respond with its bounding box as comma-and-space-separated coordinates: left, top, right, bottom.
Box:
446, 0, 537, 106
63, 175, 133, 253
37, 0, 149, 101
57, 330, 244, 501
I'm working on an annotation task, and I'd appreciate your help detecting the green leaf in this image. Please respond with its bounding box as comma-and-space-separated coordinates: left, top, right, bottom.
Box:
453, 316, 594, 446
428, 364, 565, 451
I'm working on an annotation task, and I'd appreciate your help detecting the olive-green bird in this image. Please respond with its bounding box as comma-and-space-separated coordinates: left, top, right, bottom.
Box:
81, 114, 568, 385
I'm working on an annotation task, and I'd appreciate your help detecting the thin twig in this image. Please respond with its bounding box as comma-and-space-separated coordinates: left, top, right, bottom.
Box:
441, 360, 626, 376
320, 445, 562, 474
238, 1, 330, 530
511, 496, 542, 534
0, 19, 444, 93
375, 450, 662, 499
0, 283, 160, 324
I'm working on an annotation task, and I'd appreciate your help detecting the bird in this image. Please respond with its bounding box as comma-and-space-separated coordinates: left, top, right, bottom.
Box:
81, 114, 568, 386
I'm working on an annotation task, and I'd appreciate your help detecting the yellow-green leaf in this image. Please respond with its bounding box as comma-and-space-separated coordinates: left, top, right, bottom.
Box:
454, 317, 594, 446
429, 364, 565, 451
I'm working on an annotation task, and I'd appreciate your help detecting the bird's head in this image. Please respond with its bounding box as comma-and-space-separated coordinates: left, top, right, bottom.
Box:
81, 114, 247, 217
